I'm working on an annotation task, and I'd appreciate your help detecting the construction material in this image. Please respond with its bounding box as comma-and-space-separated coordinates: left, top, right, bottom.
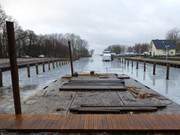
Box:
70, 106, 158, 114
59, 85, 127, 91
80, 104, 167, 109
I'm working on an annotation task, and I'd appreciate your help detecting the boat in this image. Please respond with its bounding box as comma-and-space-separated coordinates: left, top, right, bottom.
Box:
102, 51, 112, 61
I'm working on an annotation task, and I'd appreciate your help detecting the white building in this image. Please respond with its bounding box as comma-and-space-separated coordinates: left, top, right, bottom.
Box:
150, 40, 176, 56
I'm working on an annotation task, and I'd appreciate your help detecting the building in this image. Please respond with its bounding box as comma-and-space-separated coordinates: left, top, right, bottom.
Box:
150, 40, 176, 56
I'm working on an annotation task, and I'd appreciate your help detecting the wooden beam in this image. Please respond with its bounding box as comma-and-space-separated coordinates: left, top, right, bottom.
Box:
6, 21, 21, 115
68, 41, 74, 76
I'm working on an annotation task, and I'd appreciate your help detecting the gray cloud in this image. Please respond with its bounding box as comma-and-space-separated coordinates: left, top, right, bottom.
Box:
1, 0, 180, 53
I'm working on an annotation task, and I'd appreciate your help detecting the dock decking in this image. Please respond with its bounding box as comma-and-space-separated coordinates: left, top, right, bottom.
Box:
0, 114, 180, 133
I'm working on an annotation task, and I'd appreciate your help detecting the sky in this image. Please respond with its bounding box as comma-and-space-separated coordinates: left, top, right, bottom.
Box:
1, 0, 180, 53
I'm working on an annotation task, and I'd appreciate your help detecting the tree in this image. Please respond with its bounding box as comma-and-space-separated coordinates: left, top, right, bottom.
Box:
166, 28, 180, 52
104, 45, 125, 54
0, 5, 91, 58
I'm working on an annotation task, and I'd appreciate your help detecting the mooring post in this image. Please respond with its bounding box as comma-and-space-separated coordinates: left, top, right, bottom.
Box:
48, 61, 51, 70
0, 69, 3, 87
136, 61, 139, 69
144, 62, 146, 72
6, 21, 21, 115
166, 64, 170, 80
27, 64, 30, 78
35, 64, 39, 75
132, 61, 133, 68
42, 63, 45, 72
153, 63, 156, 75
53, 61, 55, 69
68, 41, 74, 76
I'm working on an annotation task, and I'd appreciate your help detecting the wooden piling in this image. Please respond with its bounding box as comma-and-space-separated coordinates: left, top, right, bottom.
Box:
0, 69, 2, 87
35, 64, 39, 75
6, 21, 21, 115
27, 64, 30, 78
53, 61, 55, 69
48, 62, 51, 70
132, 61, 133, 68
42, 63, 45, 72
136, 61, 139, 69
144, 62, 146, 72
68, 41, 74, 76
166, 64, 170, 80
153, 63, 156, 75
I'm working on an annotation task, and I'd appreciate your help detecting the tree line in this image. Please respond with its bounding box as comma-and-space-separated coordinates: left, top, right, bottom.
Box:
0, 6, 92, 58
104, 43, 149, 54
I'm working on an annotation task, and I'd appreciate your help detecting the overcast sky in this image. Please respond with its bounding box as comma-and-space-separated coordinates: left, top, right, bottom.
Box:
1, 0, 180, 53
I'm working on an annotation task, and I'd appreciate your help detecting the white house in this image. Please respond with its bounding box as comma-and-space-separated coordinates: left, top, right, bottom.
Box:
150, 40, 176, 56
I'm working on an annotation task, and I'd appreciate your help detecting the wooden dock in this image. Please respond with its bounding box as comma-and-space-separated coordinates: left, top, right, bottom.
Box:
0, 58, 69, 72
125, 57, 180, 68
0, 114, 180, 133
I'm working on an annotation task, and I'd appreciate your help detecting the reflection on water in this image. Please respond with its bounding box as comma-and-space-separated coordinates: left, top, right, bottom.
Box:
2, 54, 180, 104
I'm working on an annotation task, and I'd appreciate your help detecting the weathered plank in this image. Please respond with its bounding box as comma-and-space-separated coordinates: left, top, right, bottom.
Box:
80, 104, 167, 109
70, 92, 124, 109
70, 106, 158, 114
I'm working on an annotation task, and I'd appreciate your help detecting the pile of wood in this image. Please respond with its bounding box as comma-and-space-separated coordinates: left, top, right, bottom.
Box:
127, 86, 159, 99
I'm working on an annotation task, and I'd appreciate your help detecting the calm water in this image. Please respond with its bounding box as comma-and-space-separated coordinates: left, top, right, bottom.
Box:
2, 55, 180, 104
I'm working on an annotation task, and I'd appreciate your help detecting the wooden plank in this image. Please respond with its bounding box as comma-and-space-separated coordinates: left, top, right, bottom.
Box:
80, 104, 167, 109
0, 114, 180, 132
59, 85, 127, 91
69, 107, 158, 114
69, 79, 125, 83
70, 92, 124, 109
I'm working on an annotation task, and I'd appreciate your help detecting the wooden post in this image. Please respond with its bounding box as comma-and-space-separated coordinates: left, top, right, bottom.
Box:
144, 62, 146, 72
0, 69, 2, 87
153, 63, 156, 75
166, 64, 170, 80
6, 21, 21, 115
136, 61, 139, 69
42, 63, 45, 72
132, 61, 133, 68
35, 64, 39, 75
53, 61, 55, 69
48, 61, 51, 70
27, 64, 30, 78
68, 41, 74, 76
